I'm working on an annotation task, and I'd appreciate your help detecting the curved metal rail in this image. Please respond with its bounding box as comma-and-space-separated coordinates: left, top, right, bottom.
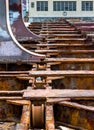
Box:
0, 0, 45, 63
9, 0, 42, 41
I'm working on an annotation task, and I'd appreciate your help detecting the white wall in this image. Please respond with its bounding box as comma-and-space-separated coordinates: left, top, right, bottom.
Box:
29, 0, 94, 21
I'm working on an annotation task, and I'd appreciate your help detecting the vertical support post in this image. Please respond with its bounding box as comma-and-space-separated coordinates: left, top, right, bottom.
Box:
16, 101, 31, 130
46, 105, 55, 130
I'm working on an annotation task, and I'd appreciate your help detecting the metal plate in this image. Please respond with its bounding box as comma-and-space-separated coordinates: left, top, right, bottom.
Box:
0, 0, 45, 63
9, 0, 41, 41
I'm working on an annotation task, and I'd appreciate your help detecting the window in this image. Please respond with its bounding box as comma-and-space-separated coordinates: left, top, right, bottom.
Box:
37, 1, 48, 11
82, 1, 93, 11
53, 1, 76, 11
31, 2, 34, 8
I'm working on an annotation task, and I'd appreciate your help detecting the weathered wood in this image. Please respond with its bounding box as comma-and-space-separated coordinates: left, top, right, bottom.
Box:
23, 89, 94, 99
46, 105, 55, 130
58, 101, 94, 112
29, 70, 94, 77
20, 102, 31, 129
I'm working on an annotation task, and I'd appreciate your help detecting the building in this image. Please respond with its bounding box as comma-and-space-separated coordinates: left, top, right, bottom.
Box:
28, 0, 94, 22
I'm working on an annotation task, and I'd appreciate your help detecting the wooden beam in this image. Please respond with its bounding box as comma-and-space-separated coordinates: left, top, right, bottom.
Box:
29, 70, 94, 77
58, 101, 94, 112
46, 105, 55, 130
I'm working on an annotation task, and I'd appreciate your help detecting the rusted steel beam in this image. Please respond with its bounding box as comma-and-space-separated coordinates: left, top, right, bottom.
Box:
46, 105, 55, 130
45, 58, 94, 63
58, 126, 75, 130
47, 38, 85, 41
47, 98, 70, 104
74, 22, 94, 26
20, 101, 31, 129
0, 91, 23, 94
27, 43, 92, 48
0, 74, 28, 77
7, 100, 30, 106
35, 50, 94, 54
0, 71, 29, 74
40, 30, 79, 34
78, 27, 94, 32
49, 27, 75, 31
23, 89, 94, 99
16, 123, 28, 130
29, 70, 94, 77
23, 44, 92, 49
58, 101, 94, 112
0, 97, 22, 100
56, 121, 83, 130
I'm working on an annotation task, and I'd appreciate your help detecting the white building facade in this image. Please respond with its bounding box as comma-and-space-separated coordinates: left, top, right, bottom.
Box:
28, 0, 94, 22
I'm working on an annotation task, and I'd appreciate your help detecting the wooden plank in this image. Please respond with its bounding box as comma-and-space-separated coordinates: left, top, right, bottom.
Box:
29, 70, 94, 77
45, 58, 94, 63
23, 89, 94, 99
58, 101, 94, 112
46, 105, 55, 130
